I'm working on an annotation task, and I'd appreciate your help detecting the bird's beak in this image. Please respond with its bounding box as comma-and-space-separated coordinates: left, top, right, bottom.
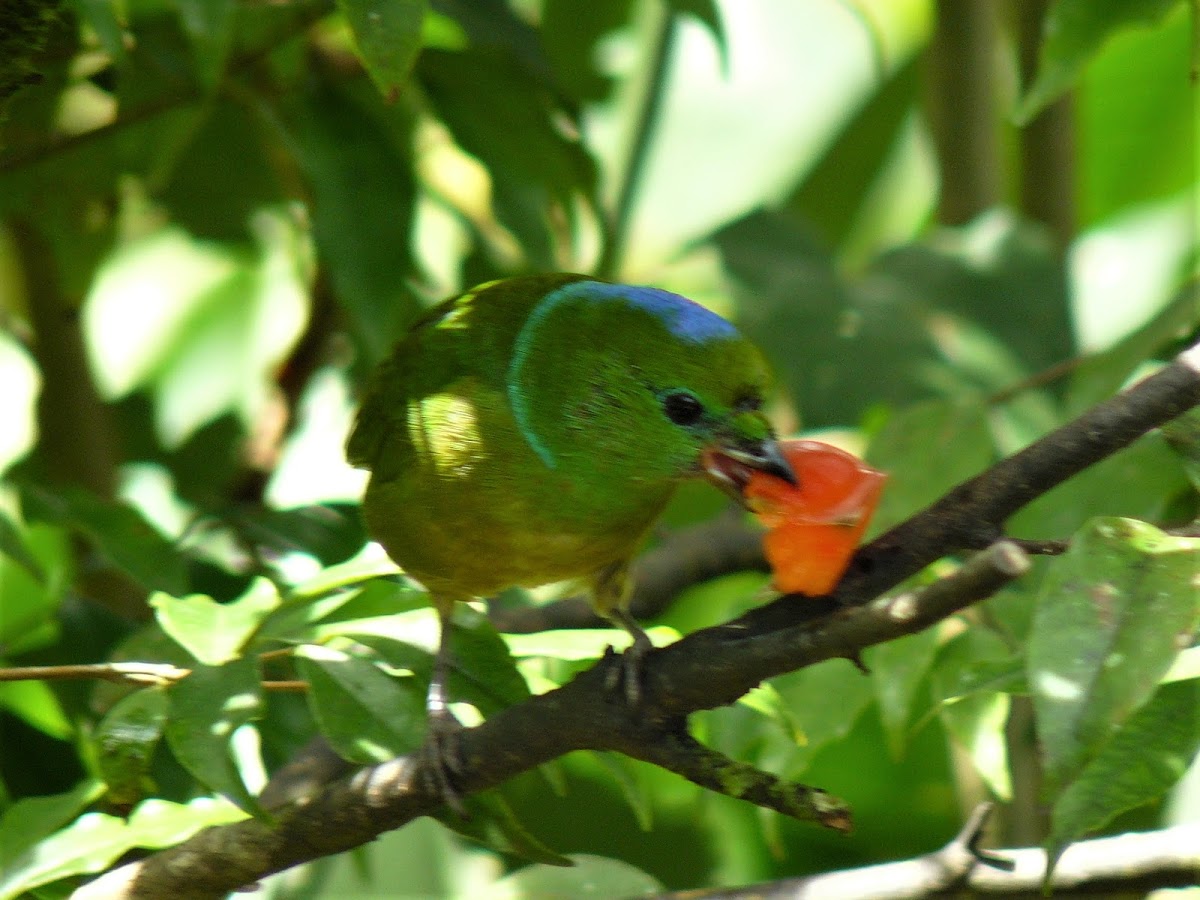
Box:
701, 436, 798, 504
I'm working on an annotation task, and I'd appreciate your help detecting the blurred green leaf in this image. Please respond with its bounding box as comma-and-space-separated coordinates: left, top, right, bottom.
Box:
151, 577, 281, 666
1078, 9, 1194, 224
1047, 678, 1200, 872
1161, 405, 1200, 492
0, 780, 105, 875
866, 399, 994, 531
228, 502, 367, 567
864, 627, 941, 758
284, 81, 419, 363
23, 486, 187, 595
541, 0, 635, 102
667, 0, 726, 59
438, 789, 572, 866
93, 688, 169, 806
591, 752, 653, 832
774, 659, 874, 777
1028, 518, 1200, 793
0, 796, 246, 900
0, 680, 72, 741
1016, 0, 1182, 124
337, 0, 428, 99
164, 657, 266, 815
1009, 432, 1190, 540
295, 643, 427, 764
418, 46, 597, 268
488, 853, 663, 898
0, 510, 44, 582
287, 553, 403, 601
174, 0, 237, 88
930, 629, 1019, 799
68, 0, 128, 60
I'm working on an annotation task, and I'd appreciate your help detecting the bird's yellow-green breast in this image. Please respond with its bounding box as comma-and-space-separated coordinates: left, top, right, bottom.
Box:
348, 274, 777, 603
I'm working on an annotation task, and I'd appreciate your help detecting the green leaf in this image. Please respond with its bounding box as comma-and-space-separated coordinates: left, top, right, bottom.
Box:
1015, 0, 1182, 124
0, 680, 72, 741
417, 46, 598, 268
864, 626, 941, 758
0, 510, 44, 582
227, 503, 367, 567
0, 780, 105, 874
541, 0, 636, 102
667, 0, 727, 65
1027, 518, 1200, 794
93, 688, 169, 806
68, 0, 128, 60
287, 554, 404, 601
1047, 679, 1200, 872
284, 81, 419, 363
488, 853, 664, 899
1161, 405, 1200, 493
165, 657, 266, 816
173, 0, 237, 88
23, 486, 187, 595
151, 577, 281, 665
774, 659, 875, 777
0, 796, 246, 900
295, 643, 427, 764
337, 0, 429, 99
591, 753, 653, 832
930, 629, 1020, 799
867, 398, 994, 531
438, 789, 572, 866
0, 523, 69, 655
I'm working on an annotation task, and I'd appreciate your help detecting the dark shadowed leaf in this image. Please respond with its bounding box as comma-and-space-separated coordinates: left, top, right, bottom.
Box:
337, 0, 428, 99
1046, 678, 1200, 873
93, 688, 169, 806
438, 789, 572, 866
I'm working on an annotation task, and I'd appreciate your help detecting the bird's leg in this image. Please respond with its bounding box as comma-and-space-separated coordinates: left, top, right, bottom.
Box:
592, 560, 653, 705
422, 603, 467, 817
607, 606, 654, 706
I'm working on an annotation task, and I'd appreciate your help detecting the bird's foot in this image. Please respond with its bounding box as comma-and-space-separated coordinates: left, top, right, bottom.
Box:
603, 623, 654, 706
421, 707, 468, 817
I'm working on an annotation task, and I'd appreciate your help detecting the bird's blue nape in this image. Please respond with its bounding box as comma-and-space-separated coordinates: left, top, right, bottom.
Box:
555, 280, 740, 344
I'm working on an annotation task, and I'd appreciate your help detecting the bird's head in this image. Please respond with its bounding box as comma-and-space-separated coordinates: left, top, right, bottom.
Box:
507, 279, 796, 502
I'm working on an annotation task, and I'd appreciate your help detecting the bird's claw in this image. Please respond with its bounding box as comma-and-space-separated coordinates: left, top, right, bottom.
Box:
603, 626, 653, 706
422, 707, 468, 818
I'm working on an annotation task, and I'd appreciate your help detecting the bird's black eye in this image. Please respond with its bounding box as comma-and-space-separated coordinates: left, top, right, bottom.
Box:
662, 391, 704, 426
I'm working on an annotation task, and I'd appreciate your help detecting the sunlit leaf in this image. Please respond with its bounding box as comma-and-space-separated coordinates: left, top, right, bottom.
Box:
0, 679, 72, 741
164, 657, 266, 815
1015, 0, 1182, 124
1028, 518, 1200, 793
0, 780, 105, 875
0, 796, 246, 900
151, 577, 281, 665
295, 643, 427, 764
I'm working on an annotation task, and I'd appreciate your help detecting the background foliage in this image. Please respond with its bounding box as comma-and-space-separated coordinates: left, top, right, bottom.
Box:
0, 0, 1197, 896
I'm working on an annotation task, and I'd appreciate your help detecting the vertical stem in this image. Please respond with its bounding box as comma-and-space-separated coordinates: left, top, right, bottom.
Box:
1015, 0, 1075, 250
924, 0, 1002, 224
596, 1, 677, 280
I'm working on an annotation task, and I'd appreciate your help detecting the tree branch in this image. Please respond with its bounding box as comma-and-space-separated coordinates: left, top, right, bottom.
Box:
75, 340, 1200, 898
654, 810, 1200, 898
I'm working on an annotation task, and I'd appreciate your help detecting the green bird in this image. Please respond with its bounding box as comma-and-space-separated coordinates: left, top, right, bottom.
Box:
347, 273, 794, 799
